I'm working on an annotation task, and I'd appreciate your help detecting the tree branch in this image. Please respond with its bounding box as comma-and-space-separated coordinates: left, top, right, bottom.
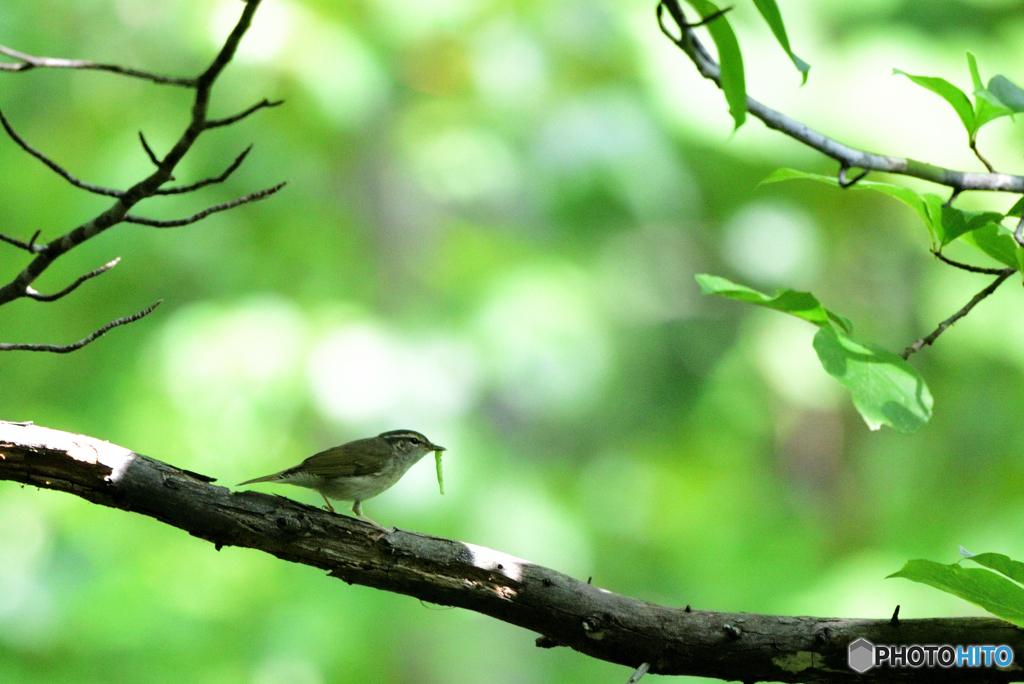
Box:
656, 0, 1024, 194
932, 252, 1010, 275
24, 257, 120, 302
901, 270, 1015, 359
205, 98, 283, 129
124, 182, 286, 227
0, 421, 1021, 683
136, 131, 174, 183
0, 229, 45, 253
0, 44, 196, 86
154, 145, 253, 195
969, 139, 996, 174
0, 300, 160, 352
0, 0, 280, 352
0, 108, 124, 197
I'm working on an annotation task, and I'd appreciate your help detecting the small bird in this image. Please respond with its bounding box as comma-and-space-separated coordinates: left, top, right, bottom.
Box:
237, 429, 445, 530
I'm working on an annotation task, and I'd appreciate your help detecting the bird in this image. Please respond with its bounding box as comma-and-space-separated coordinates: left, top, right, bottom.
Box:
237, 429, 445, 530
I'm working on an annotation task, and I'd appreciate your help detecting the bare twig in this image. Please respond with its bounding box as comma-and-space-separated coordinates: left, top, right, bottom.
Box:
970, 139, 996, 173
154, 145, 253, 195
656, 0, 1024, 194
24, 258, 120, 302
0, 0, 273, 312
838, 165, 869, 189
0, 108, 124, 197
125, 182, 286, 227
901, 270, 1015, 359
933, 251, 1010, 275
0, 230, 45, 253
205, 98, 283, 129
0, 44, 196, 86
0, 300, 161, 353
137, 131, 161, 168
1015, 215, 1024, 248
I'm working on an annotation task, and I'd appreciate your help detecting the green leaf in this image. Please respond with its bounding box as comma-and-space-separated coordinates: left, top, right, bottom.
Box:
826, 310, 853, 335
694, 274, 834, 327
761, 168, 932, 227
966, 53, 1013, 134
933, 205, 1004, 246
921, 193, 947, 246
889, 559, 1024, 628
696, 274, 928, 432
958, 223, 1023, 271
753, 0, 810, 85
761, 168, 1004, 249
1006, 197, 1024, 218
812, 326, 933, 433
893, 69, 974, 136
967, 52, 984, 92
987, 75, 1024, 112
684, 0, 745, 130
974, 91, 1013, 131
968, 553, 1024, 586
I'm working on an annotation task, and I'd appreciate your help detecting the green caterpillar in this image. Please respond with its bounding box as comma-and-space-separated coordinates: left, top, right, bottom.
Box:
435, 450, 444, 495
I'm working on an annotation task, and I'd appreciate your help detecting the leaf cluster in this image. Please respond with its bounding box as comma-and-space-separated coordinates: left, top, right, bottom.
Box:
895, 53, 1024, 148
680, 0, 810, 130
891, 551, 1024, 628
696, 274, 933, 433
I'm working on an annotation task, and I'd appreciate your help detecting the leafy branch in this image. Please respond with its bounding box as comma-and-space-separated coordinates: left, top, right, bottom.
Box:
660, 0, 1024, 432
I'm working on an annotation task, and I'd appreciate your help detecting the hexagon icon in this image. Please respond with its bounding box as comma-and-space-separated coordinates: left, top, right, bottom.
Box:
848, 638, 874, 673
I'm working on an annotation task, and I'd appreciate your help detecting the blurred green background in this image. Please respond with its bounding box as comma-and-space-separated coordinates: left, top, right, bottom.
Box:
3, 0, 1024, 681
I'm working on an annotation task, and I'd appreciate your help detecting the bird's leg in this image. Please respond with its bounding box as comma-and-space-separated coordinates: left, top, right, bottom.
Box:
352, 500, 390, 535
320, 494, 336, 513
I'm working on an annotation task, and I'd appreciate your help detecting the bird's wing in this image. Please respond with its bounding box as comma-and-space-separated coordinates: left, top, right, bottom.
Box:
302, 438, 393, 478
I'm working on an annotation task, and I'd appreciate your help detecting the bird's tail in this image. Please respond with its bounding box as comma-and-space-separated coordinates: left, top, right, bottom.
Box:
237, 469, 290, 486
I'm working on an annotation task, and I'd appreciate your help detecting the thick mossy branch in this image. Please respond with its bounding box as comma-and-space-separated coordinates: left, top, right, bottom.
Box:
0, 421, 1021, 683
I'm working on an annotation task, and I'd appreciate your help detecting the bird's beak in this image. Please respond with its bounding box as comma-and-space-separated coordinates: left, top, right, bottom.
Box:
429, 442, 446, 452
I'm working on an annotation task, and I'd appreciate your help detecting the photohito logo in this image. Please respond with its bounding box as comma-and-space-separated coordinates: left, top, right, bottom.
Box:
848, 638, 1014, 672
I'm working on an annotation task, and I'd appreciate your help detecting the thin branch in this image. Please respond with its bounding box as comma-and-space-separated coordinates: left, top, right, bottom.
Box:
2, 421, 1024, 683
1016, 215, 1024, 248
0, 230, 45, 254
205, 98, 284, 129
656, 0, 1024, 194
933, 251, 1010, 275
0, 300, 161, 353
0, 108, 124, 197
969, 138, 996, 173
901, 270, 1015, 359
137, 131, 160, 167
24, 257, 120, 302
838, 165, 869, 189
124, 182, 286, 227
154, 145, 253, 195
0, 44, 196, 86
